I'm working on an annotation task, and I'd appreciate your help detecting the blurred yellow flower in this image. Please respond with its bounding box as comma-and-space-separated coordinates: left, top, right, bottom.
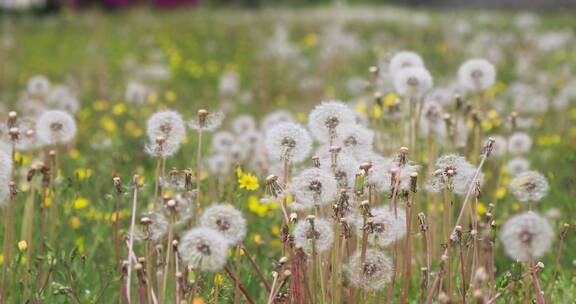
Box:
253, 234, 262, 245
477, 202, 486, 216
239, 173, 259, 191
165, 91, 177, 101
69, 149, 80, 160
75, 237, 85, 253
496, 187, 507, 199
18, 240, 28, 252
112, 103, 127, 116
74, 198, 89, 210
214, 274, 224, 286
302, 33, 318, 48
384, 93, 398, 107
71, 216, 81, 230
100, 117, 117, 134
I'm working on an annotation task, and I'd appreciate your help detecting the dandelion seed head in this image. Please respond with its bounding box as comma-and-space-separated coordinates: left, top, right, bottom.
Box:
0, 149, 12, 205
506, 157, 530, 177
261, 110, 295, 130
348, 249, 393, 290
135, 211, 169, 242
232, 115, 256, 134
320, 153, 359, 190
458, 58, 496, 92
389, 51, 425, 76
293, 217, 334, 254
333, 125, 374, 159
188, 110, 224, 132
419, 100, 447, 141
180, 227, 229, 272
308, 101, 356, 143
265, 122, 312, 164
207, 154, 231, 177
211, 131, 236, 154
36, 110, 77, 145
27, 75, 50, 97
488, 135, 508, 158
509, 170, 549, 203
500, 211, 553, 261
426, 154, 483, 194
354, 206, 406, 247
288, 168, 338, 209
393, 66, 433, 98
508, 132, 532, 155
199, 204, 246, 245
359, 154, 394, 193
147, 110, 186, 149
514, 94, 549, 115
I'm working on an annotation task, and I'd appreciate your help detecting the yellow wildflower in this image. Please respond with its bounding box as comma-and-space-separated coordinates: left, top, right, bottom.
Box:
239, 173, 259, 191
112, 103, 127, 116
477, 202, 486, 216
214, 274, 224, 286
69, 149, 80, 160
74, 197, 89, 210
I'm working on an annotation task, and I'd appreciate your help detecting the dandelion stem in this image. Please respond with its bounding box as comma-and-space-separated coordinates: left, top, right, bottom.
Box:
242, 245, 271, 292
194, 129, 203, 224
0, 183, 16, 304
126, 175, 140, 303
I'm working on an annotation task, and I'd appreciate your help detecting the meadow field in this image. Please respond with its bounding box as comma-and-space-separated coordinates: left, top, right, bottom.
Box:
0, 5, 576, 303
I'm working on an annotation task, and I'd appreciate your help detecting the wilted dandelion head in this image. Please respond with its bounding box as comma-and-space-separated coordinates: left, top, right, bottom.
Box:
509, 170, 549, 203
188, 109, 224, 132
289, 168, 338, 209
261, 110, 295, 130
180, 227, 229, 272
506, 157, 530, 177
488, 135, 507, 158
0, 149, 13, 206
27, 75, 50, 97
458, 58, 496, 92
199, 204, 246, 245
508, 132, 532, 155
293, 217, 334, 254
354, 206, 406, 247
147, 110, 186, 146
36, 110, 77, 145
389, 51, 424, 76
308, 101, 356, 143
348, 248, 393, 290
500, 211, 553, 261
426, 154, 482, 195
393, 66, 433, 99
135, 211, 169, 242
265, 122, 312, 164
232, 115, 256, 134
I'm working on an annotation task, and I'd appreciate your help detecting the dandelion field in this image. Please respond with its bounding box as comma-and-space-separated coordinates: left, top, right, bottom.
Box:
1, 6, 576, 304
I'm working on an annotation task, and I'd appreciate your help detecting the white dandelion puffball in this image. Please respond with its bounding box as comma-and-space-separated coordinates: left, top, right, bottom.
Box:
348, 249, 393, 290
260, 110, 295, 130
354, 206, 406, 247
0, 149, 13, 206
27, 75, 51, 96
320, 153, 360, 190
289, 168, 338, 209
293, 217, 334, 254
199, 204, 247, 245
425, 154, 483, 195
308, 101, 356, 143
211, 131, 236, 154
232, 115, 256, 134
135, 211, 169, 242
265, 122, 312, 164
146, 110, 186, 146
509, 170, 549, 203
359, 154, 394, 193
180, 227, 230, 272
506, 157, 530, 176
36, 110, 77, 145
508, 132, 532, 155
458, 58, 496, 92
389, 51, 425, 76
500, 212, 553, 261
207, 154, 231, 177
333, 125, 374, 159
188, 111, 224, 132
393, 66, 433, 98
